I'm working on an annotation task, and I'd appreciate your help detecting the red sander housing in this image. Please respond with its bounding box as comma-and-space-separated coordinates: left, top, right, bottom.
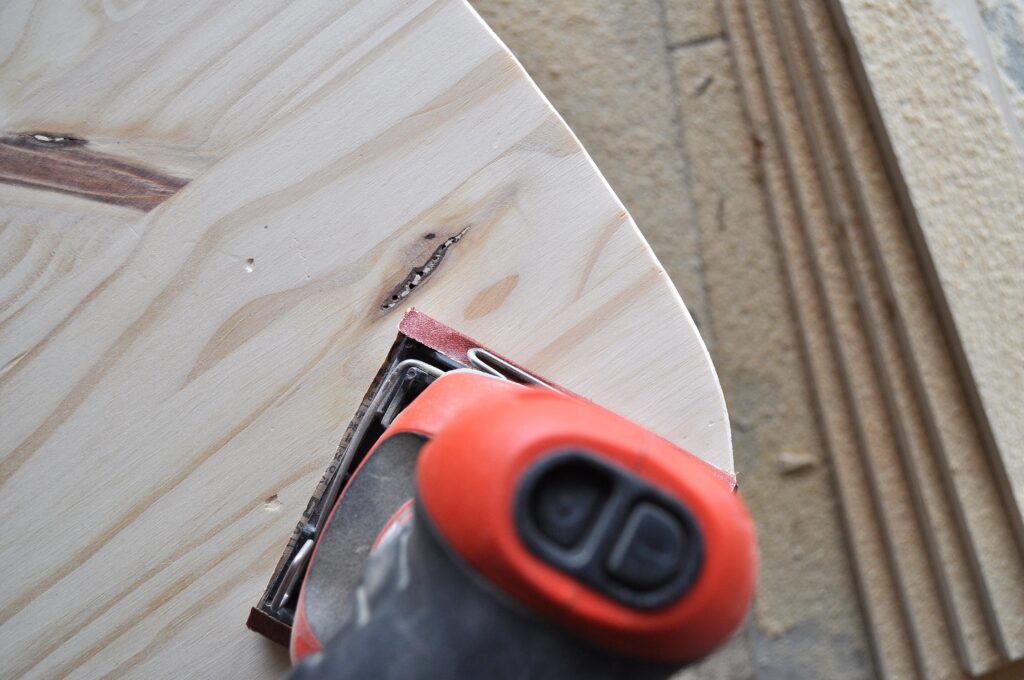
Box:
248, 311, 757, 679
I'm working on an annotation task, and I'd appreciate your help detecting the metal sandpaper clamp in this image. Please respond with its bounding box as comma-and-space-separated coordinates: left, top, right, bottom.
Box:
246, 310, 578, 646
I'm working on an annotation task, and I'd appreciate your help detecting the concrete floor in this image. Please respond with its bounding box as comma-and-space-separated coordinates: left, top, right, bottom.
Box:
471, 2, 873, 677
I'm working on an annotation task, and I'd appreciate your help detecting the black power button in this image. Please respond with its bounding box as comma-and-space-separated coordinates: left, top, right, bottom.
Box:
516, 451, 704, 609
531, 460, 612, 549
606, 502, 688, 590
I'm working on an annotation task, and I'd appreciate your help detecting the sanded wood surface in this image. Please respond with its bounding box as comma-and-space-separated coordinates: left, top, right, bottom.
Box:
0, 1, 729, 677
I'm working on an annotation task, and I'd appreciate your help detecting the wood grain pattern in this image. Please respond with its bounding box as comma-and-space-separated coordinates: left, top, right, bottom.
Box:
0, 0, 728, 677
0, 133, 188, 210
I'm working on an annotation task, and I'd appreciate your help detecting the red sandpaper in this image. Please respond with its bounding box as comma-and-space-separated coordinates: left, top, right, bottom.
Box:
399, 309, 480, 367
399, 309, 578, 398
398, 309, 736, 489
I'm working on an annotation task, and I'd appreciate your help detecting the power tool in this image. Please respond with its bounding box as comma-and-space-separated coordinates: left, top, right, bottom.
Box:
247, 311, 757, 679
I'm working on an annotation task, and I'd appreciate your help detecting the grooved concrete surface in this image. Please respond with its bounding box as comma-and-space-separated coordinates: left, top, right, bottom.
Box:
471, 1, 870, 677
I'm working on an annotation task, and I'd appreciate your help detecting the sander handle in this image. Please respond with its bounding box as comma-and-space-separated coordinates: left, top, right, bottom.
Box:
288, 503, 675, 680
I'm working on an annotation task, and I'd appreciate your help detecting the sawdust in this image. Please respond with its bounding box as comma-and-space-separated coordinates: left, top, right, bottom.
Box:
789, 0, 1007, 670
776, 450, 819, 475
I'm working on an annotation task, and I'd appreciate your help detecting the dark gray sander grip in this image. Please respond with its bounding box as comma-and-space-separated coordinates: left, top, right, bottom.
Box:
287, 507, 679, 680
302, 433, 425, 645
606, 501, 689, 590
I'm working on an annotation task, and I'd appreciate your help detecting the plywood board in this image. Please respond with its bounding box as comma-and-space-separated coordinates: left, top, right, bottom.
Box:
670, 28, 871, 680
763, 0, 1003, 671
0, 1, 729, 677
799, 0, 1024, 664
729, 0, 1024, 676
724, 4, 912, 676
828, 0, 1024, 526
736, 1, 956, 674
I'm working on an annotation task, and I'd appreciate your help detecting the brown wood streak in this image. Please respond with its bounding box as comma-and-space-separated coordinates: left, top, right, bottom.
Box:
527, 268, 659, 365
0, 134, 188, 211
574, 210, 630, 300
0, 50, 521, 490
464, 274, 519, 320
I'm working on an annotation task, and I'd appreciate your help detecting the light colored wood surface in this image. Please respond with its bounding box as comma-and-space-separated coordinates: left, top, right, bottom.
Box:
0, 1, 729, 677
